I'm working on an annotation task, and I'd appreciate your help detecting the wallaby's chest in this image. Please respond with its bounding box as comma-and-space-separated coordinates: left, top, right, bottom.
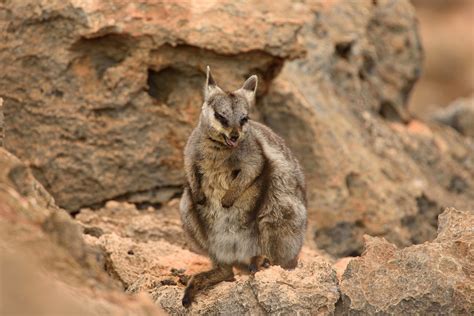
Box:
197, 154, 259, 264
199, 156, 238, 200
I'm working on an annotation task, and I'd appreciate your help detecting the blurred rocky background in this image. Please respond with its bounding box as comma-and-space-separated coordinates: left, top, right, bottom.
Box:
410, 0, 474, 120
0, 0, 472, 314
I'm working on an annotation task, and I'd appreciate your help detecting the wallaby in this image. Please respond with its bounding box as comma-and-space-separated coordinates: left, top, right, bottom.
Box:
179, 66, 307, 307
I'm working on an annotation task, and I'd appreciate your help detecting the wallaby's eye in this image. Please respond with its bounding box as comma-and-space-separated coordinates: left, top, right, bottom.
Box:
214, 112, 229, 127
240, 116, 249, 126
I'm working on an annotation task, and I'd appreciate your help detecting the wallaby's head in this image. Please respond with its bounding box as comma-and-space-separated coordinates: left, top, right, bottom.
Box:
200, 66, 257, 149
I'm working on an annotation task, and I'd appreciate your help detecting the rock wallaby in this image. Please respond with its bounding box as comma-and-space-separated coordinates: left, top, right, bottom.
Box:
179, 67, 307, 307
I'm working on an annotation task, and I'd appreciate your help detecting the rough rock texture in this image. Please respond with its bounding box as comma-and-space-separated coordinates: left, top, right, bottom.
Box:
77, 199, 187, 247
0, 0, 302, 211
0, 98, 3, 147
259, 0, 474, 257
0, 148, 164, 315
432, 95, 474, 137
77, 199, 473, 315
3, 145, 472, 314
339, 208, 474, 315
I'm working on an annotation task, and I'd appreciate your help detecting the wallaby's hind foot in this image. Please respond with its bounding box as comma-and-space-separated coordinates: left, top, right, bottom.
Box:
182, 265, 234, 307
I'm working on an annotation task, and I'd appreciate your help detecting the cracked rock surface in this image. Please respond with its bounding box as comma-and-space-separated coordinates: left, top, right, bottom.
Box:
339, 208, 474, 315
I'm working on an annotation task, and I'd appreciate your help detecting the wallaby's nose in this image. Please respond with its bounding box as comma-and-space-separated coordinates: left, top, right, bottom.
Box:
229, 131, 239, 142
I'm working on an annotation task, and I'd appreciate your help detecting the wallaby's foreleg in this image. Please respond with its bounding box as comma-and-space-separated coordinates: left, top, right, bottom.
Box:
222, 167, 260, 208
182, 264, 234, 307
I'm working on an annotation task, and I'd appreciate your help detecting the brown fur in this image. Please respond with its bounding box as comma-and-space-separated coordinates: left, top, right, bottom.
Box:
179, 67, 307, 307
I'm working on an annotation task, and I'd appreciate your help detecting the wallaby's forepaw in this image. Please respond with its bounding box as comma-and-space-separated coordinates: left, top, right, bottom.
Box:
249, 255, 271, 274
221, 194, 235, 208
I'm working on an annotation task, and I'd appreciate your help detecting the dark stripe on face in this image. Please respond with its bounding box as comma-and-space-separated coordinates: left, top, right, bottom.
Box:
228, 92, 236, 112
207, 137, 226, 150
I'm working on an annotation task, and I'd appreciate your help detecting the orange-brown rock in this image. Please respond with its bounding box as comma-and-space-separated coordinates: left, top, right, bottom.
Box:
0, 0, 303, 211
0, 147, 165, 315
339, 208, 474, 314
260, 0, 474, 257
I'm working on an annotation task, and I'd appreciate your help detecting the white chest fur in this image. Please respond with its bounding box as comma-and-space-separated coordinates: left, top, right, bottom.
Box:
199, 159, 258, 265
207, 209, 258, 265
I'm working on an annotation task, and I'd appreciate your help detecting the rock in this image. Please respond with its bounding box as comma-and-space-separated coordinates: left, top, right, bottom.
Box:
77, 200, 340, 314
98, 230, 339, 315
0, 97, 3, 147
0, 0, 303, 211
0, 147, 164, 315
432, 95, 474, 137
98, 233, 211, 291
76, 199, 187, 247
339, 208, 474, 315
1, 0, 473, 286
333, 257, 354, 281
259, 0, 474, 256
0, 147, 57, 220
0, 147, 105, 272
0, 249, 164, 316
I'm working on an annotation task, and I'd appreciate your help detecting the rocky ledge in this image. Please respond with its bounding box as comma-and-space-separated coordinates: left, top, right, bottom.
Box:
1, 148, 472, 315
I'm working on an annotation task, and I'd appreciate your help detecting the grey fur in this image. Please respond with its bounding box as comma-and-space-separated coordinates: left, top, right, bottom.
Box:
179, 67, 307, 306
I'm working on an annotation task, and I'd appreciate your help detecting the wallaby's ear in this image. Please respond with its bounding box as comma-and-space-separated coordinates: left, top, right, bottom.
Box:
204, 66, 222, 100
237, 75, 258, 107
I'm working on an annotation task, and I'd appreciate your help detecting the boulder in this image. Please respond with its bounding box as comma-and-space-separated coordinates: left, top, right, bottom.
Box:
339, 208, 474, 315
0, 147, 164, 315
75, 200, 339, 314
97, 232, 339, 315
